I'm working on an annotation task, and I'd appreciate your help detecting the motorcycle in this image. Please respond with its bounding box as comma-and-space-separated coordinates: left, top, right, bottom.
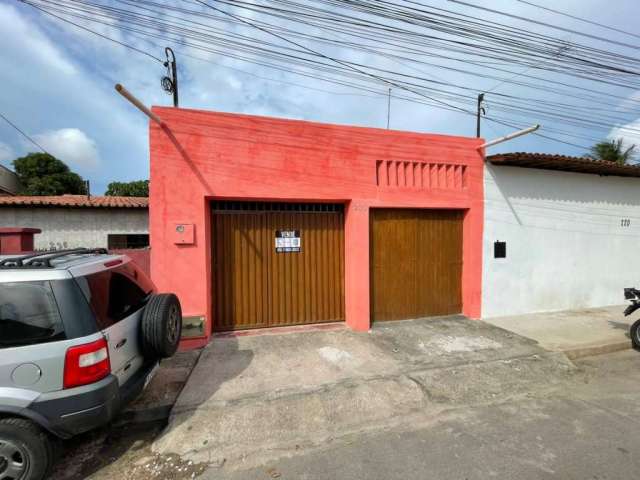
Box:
623, 288, 640, 350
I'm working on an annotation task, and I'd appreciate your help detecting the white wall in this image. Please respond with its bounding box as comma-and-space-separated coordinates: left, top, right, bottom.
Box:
0, 207, 148, 250
482, 164, 640, 318
0, 166, 19, 195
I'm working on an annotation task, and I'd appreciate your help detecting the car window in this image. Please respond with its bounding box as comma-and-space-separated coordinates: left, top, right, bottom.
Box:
0, 281, 66, 348
76, 263, 153, 330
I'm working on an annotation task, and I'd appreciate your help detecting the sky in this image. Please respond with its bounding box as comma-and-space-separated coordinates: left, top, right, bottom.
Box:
1, 0, 639, 194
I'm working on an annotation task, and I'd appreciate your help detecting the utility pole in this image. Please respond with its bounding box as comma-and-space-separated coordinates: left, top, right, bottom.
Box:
386, 88, 392, 129
161, 47, 179, 107
476, 93, 485, 138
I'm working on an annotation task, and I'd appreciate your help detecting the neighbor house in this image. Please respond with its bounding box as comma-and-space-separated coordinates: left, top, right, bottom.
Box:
0, 194, 148, 250
483, 152, 640, 318
0, 165, 20, 196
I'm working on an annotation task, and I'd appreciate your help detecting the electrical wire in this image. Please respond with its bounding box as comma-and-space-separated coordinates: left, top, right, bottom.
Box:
18, 0, 640, 151
515, 0, 640, 41
0, 112, 48, 154
190, 0, 476, 117
19, 0, 164, 63
447, 0, 640, 52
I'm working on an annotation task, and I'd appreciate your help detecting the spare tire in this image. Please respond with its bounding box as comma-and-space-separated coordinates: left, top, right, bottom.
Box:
141, 293, 182, 359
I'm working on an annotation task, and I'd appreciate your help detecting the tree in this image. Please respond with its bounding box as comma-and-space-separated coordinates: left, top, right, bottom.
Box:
586, 138, 636, 165
105, 180, 149, 197
12, 153, 86, 196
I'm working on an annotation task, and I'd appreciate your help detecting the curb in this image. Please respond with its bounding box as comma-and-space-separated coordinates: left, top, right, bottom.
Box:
562, 341, 631, 360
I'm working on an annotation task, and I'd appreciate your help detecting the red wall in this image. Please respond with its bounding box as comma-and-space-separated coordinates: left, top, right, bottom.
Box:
150, 108, 484, 347
111, 248, 150, 277
0, 228, 40, 254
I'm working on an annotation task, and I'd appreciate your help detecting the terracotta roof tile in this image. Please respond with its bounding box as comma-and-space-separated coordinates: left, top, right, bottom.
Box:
0, 195, 148, 208
487, 152, 640, 178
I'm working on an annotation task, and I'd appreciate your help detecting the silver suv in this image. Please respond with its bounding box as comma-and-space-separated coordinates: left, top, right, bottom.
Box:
0, 249, 182, 480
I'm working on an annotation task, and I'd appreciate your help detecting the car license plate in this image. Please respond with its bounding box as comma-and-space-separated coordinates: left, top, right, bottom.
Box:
144, 363, 159, 390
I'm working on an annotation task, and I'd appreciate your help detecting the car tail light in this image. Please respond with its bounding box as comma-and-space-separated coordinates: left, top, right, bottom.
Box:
63, 338, 111, 389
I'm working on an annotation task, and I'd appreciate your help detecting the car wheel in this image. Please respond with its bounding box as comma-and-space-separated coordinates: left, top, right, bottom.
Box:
631, 319, 640, 351
0, 418, 52, 480
141, 293, 183, 359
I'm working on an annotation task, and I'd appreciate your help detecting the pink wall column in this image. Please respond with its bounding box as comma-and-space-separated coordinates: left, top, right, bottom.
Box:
344, 202, 371, 331
462, 201, 483, 319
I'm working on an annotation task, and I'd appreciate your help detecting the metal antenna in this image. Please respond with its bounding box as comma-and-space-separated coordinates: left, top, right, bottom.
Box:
386, 88, 392, 129
162, 47, 179, 107
476, 93, 486, 138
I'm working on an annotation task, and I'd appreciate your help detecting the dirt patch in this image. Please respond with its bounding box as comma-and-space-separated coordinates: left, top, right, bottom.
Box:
50, 421, 209, 480
49, 350, 203, 479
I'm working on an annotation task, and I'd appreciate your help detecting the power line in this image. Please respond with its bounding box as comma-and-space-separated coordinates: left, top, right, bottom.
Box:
447, 0, 640, 53
515, 0, 640, 41
190, 0, 476, 116
0, 112, 48, 154
30, 0, 640, 96
21, 0, 634, 149
20, 0, 163, 63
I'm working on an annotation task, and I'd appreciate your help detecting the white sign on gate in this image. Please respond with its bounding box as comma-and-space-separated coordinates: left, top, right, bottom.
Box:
275, 230, 301, 253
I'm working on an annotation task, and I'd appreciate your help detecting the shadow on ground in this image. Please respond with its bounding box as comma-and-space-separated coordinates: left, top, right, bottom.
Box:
608, 320, 631, 338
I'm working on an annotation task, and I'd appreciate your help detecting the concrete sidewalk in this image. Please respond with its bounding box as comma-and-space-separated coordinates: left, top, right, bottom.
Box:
153, 316, 576, 471
482, 305, 634, 360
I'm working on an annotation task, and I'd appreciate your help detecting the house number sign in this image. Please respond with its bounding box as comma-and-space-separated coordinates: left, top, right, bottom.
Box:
275, 230, 301, 253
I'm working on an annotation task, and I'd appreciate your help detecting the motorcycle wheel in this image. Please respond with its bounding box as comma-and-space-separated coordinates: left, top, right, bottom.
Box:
631, 319, 640, 351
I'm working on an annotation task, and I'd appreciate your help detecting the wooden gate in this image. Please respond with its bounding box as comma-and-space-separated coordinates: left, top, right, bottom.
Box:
212, 202, 345, 331
370, 209, 463, 322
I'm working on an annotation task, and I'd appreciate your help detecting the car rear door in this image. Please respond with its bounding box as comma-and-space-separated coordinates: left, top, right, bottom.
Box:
73, 261, 154, 386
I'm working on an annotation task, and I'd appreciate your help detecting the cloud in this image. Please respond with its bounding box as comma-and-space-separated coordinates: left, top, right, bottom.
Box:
3, 0, 640, 188
32, 129, 100, 169
608, 120, 640, 146
0, 142, 14, 163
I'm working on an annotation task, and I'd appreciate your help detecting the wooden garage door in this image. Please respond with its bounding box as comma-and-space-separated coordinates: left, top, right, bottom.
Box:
212, 202, 345, 331
370, 209, 463, 322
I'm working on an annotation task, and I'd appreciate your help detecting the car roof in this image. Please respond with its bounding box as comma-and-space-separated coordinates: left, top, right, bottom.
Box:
0, 250, 130, 282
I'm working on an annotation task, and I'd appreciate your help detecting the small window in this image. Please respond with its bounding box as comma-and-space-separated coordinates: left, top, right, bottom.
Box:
0, 281, 66, 348
108, 234, 149, 249
76, 263, 154, 330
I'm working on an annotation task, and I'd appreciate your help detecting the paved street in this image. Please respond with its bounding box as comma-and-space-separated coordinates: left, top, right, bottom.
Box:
50, 319, 640, 480
208, 350, 640, 480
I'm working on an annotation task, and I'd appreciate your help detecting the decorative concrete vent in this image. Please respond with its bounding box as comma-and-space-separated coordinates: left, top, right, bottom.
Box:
376, 160, 468, 190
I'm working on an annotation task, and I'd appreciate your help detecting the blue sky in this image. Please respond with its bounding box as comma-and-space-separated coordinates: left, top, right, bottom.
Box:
1, 0, 639, 193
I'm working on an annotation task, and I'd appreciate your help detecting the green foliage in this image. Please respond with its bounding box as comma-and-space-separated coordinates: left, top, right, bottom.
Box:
586, 138, 636, 165
105, 180, 149, 197
12, 153, 86, 195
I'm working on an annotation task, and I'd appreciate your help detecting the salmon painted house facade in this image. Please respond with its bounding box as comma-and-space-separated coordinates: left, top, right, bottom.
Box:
149, 107, 484, 348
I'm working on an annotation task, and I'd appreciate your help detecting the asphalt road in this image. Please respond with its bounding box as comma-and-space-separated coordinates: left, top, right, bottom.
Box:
208, 350, 640, 480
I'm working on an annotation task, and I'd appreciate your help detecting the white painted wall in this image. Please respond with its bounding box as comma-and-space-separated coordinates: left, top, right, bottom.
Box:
0, 166, 19, 195
0, 207, 148, 250
482, 164, 640, 318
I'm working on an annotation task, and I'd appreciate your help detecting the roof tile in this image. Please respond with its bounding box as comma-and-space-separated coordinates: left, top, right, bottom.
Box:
0, 195, 148, 208
487, 152, 640, 178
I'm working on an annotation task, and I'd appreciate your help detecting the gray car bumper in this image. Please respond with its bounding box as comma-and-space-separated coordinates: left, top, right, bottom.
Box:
27, 361, 157, 439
